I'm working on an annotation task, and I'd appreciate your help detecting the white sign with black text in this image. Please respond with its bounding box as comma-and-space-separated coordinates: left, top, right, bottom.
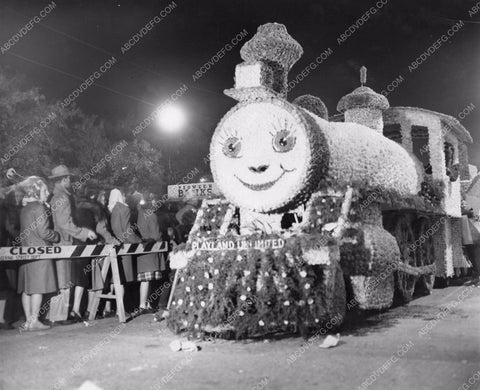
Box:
168, 182, 220, 199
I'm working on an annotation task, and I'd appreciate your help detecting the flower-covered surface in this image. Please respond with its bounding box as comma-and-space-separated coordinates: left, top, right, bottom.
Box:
313, 113, 421, 197
234, 62, 273, 90
188, 199, 235, 241
240, 23, 303, 97
167, 21, 475, 338
225, 61, 280, 102
339, 223, 399, 277
301, 190, 345, 233
167, 231, 345, 339
337, 86, 389, 112
419, 179, 445, 207
349, 274, 394, 310
211, 97, 427, 215
210, 98, 327, 213
344, 108, 383, 133
451, 218, 469, 268
384, 107, 468, 218
293, 95, 328, 120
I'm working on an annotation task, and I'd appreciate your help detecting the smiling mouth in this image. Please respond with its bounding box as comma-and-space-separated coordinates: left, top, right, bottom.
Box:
235, 166, 295, 191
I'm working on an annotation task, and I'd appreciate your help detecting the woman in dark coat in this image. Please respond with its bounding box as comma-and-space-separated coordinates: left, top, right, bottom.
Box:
109, 188, 141, 309
0, 191, 21, 329
93, 190, 119, 317
136, 194, 163, 313
75, 189, 119, 319
17, 177, 60, 331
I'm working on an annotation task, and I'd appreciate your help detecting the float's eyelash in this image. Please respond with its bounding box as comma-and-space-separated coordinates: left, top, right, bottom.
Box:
270, 119, 295, 137
219, 128, 239, 143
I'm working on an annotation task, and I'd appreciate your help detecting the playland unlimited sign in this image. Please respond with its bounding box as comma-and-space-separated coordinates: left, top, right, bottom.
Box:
191, 238, 285, 251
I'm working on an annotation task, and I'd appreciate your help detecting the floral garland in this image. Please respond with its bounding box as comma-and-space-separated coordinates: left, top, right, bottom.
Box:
418, 179, 445, 207
167, 231, 343, 339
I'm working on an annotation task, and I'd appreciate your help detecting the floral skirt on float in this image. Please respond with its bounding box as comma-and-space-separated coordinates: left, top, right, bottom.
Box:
167, 232, 346, 339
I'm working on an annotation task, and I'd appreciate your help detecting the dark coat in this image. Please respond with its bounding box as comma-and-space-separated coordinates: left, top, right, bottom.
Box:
137, 209, 162, 273
111, 203, 141, 244
75, 199, 116, 290
111, 202, 141, 282
75, 199, 115, 244
17, 201, 59, 294
51, 187, 90, 288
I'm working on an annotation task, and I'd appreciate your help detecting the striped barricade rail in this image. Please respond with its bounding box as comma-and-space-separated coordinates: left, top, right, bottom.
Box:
0, 242, 168, 261
0, 241, 169, 323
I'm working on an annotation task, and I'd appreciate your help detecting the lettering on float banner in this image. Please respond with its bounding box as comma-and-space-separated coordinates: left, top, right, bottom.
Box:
191, 238, 285, 251
0, 246, 62, 261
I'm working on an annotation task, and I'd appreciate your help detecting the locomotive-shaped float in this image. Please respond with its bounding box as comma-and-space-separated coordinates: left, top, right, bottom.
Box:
167, 23, 473, 338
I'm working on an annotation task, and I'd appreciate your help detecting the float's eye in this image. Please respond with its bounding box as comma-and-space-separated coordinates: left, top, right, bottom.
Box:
273, 129, 296, 153
222, 136, 241, 158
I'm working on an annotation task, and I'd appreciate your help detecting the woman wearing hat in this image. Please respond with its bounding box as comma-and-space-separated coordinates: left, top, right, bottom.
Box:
17, 177, 60, 331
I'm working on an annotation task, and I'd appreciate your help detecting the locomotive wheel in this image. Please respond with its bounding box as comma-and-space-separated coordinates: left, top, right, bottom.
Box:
393, 216, 417, 303
414, 218, 435, 295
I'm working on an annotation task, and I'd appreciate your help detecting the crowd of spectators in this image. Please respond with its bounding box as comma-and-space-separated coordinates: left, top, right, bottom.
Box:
0, 165, 199, 331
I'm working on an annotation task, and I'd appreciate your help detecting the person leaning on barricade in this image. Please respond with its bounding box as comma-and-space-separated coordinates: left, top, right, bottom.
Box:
75, 187, 120, 320
17, 177, 60, 331
96, 189, 117, 317
47, 165, 97, 326
109, 187, 142, 316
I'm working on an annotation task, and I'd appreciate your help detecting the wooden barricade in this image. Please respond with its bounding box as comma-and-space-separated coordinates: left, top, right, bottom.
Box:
0, 242, 168, 323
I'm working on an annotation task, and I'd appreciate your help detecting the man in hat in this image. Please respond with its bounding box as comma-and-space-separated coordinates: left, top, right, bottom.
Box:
47, 165, 97, 325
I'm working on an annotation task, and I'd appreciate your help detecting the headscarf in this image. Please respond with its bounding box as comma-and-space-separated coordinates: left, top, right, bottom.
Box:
20, 176, 48, 206
108, 188, 126, 212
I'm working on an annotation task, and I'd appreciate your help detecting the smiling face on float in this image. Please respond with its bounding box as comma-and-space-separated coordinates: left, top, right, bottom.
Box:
210, 101, 313, 213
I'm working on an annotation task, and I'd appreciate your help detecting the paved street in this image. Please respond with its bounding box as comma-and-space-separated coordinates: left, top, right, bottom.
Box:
1, 279, 479, 390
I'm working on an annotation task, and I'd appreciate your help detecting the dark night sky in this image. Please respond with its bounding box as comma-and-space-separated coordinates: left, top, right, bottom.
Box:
0, 0, 479, 167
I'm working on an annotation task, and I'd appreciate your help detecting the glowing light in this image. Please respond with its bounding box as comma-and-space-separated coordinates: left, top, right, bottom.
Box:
155, 104, 186, 133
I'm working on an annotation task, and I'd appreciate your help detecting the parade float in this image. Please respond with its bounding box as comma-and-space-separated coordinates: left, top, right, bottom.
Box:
167, 23, 473, 339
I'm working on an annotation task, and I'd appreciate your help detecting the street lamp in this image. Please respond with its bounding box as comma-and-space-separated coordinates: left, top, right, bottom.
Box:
155, 104, 186, 133
154, 103, 187, 183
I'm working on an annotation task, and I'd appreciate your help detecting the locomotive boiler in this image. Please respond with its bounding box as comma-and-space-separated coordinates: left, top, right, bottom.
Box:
167, 23, 472, 338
